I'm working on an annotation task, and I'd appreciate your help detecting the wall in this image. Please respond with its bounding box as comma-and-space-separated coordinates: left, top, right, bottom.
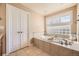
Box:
31, 12, 44, 32
29, 12, 44, 40
71, 5, 77, 34
0, 3, 6, 55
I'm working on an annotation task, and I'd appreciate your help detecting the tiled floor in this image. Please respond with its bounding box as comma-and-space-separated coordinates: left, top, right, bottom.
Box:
8, 46, 49, 56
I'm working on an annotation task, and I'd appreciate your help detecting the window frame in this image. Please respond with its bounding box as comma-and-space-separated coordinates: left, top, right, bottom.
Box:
44, 5, 76, 36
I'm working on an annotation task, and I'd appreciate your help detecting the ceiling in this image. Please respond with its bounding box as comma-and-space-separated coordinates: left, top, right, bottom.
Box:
22, 3, 76, 16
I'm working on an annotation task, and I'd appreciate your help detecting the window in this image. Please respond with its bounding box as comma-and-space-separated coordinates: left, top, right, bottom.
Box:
61, 15, 71, 23
45, 11, 72, 35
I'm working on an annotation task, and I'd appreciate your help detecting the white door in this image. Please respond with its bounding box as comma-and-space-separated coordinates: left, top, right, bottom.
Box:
6, 4, 13, 54
20, 10, 28, 48
12, 6, 21, 51
6, 4, 21, 53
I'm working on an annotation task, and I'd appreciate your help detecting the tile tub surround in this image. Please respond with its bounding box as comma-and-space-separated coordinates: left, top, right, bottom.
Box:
32, 38, 79, 56
32, 34, 79, 52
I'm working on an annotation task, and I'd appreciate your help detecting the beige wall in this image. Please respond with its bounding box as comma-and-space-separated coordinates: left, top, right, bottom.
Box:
70, 5, 77, 34
31, 12, 44, 32
0, 3, 6, 55
29, 12, 44, 40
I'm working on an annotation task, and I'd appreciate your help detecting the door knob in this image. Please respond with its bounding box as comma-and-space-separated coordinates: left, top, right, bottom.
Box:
21, 32, 22, 33
17, 32, 20, 33
17, 31, 23, 33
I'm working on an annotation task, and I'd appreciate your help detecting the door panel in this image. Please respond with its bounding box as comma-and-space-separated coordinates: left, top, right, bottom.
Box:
20, 10, 28, 48
6, 4, 21, 53
6, 4, 14, 54
12, 6, 21, 51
